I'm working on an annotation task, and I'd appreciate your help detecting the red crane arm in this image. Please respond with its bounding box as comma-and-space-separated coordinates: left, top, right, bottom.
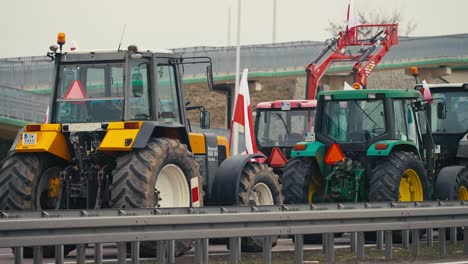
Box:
305, 24, 398, 99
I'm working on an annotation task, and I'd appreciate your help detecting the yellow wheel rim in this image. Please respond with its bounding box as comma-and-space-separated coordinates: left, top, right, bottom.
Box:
399, 169, 423, 201
458, 186, 468, 201
308, 178, 316, 204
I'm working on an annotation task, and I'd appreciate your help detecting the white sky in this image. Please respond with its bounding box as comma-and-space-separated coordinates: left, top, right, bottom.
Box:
1, 0, 467, 58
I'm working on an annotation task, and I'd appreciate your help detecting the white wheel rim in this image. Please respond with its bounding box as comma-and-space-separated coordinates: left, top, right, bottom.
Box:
155, 164, 190, 207
250, 182, 274, 205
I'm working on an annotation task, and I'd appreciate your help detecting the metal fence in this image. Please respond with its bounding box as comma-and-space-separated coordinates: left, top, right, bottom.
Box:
0, 86, 49, 123
1, 201, 468, 263
2, 34, 468, 90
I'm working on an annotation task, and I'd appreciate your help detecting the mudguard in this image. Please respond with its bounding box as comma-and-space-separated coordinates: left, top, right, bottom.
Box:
9, 128, 24, 152
367, 140, 418, 156
209, 153, 266, 205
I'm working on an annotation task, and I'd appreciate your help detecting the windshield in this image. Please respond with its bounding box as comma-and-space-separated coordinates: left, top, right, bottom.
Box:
321, 99, 386, 143
54, 62, 125, 123
256, 109, 315, 147
431, 92, 468, 133
54, 61, 151, 123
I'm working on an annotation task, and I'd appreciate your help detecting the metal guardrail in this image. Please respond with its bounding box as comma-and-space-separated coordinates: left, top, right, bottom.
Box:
1, 201, 468, 263
0, 85, 49, 123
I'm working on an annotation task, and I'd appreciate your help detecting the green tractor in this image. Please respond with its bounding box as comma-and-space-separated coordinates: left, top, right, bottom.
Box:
282, 88, 468, 212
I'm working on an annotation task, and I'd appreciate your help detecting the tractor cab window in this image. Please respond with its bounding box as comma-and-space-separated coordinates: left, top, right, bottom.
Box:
54, 63, 124, 123
322, 99, 386, 143
393, 100, 408, 140
156, 65, 180, 123
256, 109, 315, 147
431, 92, 468, 133
129, 62, 151, 120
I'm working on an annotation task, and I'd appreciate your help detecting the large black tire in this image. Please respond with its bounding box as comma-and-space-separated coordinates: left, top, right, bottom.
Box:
110, 137, 202, 257
367, 151, 430, 243
368, 151, 430, 202
282, 157, 323, 244
0, 153, 75, 257
434, 166, 468, 240
237, 163, 283, 252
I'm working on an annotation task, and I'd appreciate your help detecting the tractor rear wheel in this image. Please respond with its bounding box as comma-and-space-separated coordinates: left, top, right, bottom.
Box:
434, 166, 468, 240
282, 157, 323, 243
237, 163, 283, 252
369, 151, 430, 202
110, 137, 202, 257
367, 151, 429, 243
0, 153, 74, 257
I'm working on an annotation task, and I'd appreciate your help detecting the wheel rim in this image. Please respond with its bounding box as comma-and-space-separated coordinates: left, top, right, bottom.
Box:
458, 186, 468, 201
250, 183, 274, 205
308, 178, 316, 204
399, 169, 423, 201
155, 164, 190, 207
36, 167, 61, 209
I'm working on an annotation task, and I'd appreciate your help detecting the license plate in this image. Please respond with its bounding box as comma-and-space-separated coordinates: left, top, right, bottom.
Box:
22, 133, 37, 145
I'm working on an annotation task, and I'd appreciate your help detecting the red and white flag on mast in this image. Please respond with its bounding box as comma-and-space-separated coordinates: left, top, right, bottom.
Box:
422, 80, 433, 103
229, 69, 258, 154
347, 0, 360, 39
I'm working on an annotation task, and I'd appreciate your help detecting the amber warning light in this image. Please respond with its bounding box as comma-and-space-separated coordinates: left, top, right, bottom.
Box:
57, 32, 66, 46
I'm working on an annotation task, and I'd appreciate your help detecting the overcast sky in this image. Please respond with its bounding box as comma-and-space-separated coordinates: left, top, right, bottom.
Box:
1, 0, 467, 58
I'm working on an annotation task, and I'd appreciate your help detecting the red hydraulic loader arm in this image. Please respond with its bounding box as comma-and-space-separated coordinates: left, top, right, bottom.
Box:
305, 23, 399, 99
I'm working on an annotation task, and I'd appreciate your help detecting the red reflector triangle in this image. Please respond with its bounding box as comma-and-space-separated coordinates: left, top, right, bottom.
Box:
64, 80, 87, 101
325, 143, 344, 165
267, 147, 287, 168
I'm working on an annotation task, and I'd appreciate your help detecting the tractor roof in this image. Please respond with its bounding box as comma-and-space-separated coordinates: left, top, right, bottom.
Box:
318, 89, 422, 100
414, 83, 468, 90
59, 49, 177, 62
256, 99, 317, 109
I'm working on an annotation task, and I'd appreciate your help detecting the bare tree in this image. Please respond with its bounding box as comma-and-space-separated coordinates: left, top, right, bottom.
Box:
326, 9, 417, 38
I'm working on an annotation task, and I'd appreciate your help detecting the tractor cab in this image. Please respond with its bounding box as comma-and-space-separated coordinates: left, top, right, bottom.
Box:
415, 83, 468, 170
313, 89, 424, 163
255, 99, 316, 161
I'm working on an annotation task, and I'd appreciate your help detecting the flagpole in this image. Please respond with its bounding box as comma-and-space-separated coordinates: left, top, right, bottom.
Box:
232, 0, 242, 155
272, 0, 277, 43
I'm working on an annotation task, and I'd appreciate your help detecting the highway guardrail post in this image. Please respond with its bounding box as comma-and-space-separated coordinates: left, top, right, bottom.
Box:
439, 228, 446, 257
411, 229, 420, 257
294, 234, 303, 264
263, 236, 273, 264
229, 237, 241, 264
14, 247, 23, 264
426, 228, 434, 247
117, 242, 126, 264
376, 231, 384, 250
385, 230, 392, 260
131, 241, 140, 264
54, 245, 64, 264
94, 243, 103, 264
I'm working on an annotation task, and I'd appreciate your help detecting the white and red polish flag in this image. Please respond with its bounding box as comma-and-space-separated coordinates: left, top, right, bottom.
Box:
229, 69, 258, 154
346, 0, 360, 39
70, 40, 78, 51
422, 80, 433, 103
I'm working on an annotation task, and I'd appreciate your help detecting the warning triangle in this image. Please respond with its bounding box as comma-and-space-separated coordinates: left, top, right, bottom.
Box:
325, 143, 344, 165
267, 147, 287, 168
64, 80, 87, 100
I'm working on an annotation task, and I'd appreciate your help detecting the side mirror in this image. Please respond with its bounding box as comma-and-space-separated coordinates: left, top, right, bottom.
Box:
132, 72, 144, 97
437, 102, 447, 119
206, 65, 214, 90
200, 110, 210, 129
